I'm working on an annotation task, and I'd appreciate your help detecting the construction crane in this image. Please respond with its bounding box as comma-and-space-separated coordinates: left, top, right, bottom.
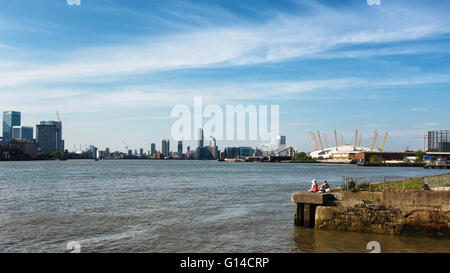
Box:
370, 131, 378, 151
414, 134, 428, 151
56, 111, 61, 124
275, 146, 295, 157
121, 140, 129, 152
380, 131, 388, 152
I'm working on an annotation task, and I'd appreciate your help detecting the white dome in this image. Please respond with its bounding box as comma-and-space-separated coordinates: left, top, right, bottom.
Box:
309, 145, 376, 159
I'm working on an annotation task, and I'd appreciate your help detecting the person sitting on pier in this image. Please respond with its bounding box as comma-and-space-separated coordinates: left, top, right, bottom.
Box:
308, 179, 319, 192
318, 180, 330, 193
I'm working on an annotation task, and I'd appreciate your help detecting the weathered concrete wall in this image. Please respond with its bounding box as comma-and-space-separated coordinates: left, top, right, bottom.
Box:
383, 189, 450, 212
342, 191, 383, 203
315, 204, 450, 238
315, 204, 405, 235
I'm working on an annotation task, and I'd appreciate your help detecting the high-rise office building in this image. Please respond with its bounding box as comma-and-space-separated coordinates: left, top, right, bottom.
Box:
151, 143, 156, 155
140, 148, 144, 156
40, 121, 64, 151
209, 137, 218, 159
36, 124, 57, 154
197, 128, 204, 148
428, 130, 450, 152
277, 135, 286, 147
12, 126, 33, 141
161, 139, 170, 157
2, 111, 21, 142
177, 141, 183, 158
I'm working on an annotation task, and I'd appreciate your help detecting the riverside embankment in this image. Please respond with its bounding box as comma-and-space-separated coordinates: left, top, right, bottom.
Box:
292, 174, 450, 238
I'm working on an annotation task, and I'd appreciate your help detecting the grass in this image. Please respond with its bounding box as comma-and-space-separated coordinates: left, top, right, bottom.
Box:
337, 173, 450, 192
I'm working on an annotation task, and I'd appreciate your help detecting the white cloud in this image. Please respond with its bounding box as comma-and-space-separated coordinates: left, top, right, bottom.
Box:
1, 2, 449, 89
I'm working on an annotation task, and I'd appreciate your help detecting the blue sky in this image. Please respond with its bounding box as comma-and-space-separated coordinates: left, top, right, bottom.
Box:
1, 0, 450, 152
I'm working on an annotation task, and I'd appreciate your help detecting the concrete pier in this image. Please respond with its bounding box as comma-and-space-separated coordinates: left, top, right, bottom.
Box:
291, 192, 336, 227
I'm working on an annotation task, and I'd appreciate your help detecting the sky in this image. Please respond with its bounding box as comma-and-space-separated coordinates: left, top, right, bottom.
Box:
1, 0, 449, 153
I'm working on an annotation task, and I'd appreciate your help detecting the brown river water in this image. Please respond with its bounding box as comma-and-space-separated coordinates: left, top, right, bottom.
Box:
1, 160, 449, 253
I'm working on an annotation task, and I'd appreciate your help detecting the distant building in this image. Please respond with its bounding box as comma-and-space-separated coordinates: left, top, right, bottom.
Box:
224, 147, 240, 158
90, 145, 98, 159
0, 139, 39, 159
140, 148, 144, 156
177, 141, 183, 158
277, 135, 286, 147
197, 128, 204, 148
151, 143, 156, 155
128, 149, 133, 156
239, 147, 254, 157
2, 111, 21, 142
40, 121, 64, 151
36, 124, 57, 154
161, 139, 170, 157
12, 126, 33, 141
209, 137, 218, 159
428, 130, 450, 152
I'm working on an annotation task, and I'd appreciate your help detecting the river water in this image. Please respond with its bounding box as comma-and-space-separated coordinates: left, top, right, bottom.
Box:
0, 160, 449, 253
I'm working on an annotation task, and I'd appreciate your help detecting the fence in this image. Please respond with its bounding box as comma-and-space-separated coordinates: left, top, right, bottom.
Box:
424, 174, 450, 189
342, 176, 421, 192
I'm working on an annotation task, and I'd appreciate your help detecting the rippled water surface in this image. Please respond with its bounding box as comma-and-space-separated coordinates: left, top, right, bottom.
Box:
1, 160, 449, 253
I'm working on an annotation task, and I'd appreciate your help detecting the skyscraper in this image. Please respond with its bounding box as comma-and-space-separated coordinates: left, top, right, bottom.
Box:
12, 126, 33, 141
177, 141, 183, 158
36, 124, 57, 154
277, 135, 286, 147
197, 128, 204, 148
2, 111, 21, 142
151, 143, 156, 155
161, 139, 170, 157
40, 121, 64, 151
209, 137, 218, 159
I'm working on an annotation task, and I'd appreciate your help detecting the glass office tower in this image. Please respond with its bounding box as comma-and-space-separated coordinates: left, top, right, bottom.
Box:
2, 111, 21, 142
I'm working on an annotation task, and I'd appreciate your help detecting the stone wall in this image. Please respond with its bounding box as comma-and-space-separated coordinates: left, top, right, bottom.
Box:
342, 191, 383, 203
315, 204, 450, 238
383, 189, 450, 212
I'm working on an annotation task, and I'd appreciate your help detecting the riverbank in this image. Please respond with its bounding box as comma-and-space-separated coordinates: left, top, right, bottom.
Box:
293, 173, 450, 238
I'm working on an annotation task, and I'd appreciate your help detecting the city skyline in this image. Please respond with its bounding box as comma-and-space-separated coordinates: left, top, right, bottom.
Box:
1, 0, 450, 152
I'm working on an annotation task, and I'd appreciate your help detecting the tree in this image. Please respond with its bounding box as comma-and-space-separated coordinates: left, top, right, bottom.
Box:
369, 155, 384, 163
292, 152, 315, 162
51, 151, 64, 159
415, 150, 426, 163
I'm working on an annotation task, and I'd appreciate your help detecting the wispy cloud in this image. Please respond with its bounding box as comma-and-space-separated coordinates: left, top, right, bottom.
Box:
1, 1, 449, 89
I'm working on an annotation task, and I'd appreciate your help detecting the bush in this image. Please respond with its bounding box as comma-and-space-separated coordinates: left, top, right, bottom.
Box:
369, 155, 384, 163
292, 152, 315, 162
415, 150, 426, 163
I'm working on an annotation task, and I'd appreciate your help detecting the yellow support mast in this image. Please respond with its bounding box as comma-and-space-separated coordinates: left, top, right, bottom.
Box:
353, 129, 358, 150
310, 132, 319, 151
380, 131, 388, 152
317, 131, 324, 151
334, 130, 338, 152
370, 131, 378, 151
324, 133, 329, 149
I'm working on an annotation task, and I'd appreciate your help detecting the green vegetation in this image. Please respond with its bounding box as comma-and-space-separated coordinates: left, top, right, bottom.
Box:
51, 151, 65, 159
369, 155, 384, 163
415, 150, 426, 163
292, 152, 316, 162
